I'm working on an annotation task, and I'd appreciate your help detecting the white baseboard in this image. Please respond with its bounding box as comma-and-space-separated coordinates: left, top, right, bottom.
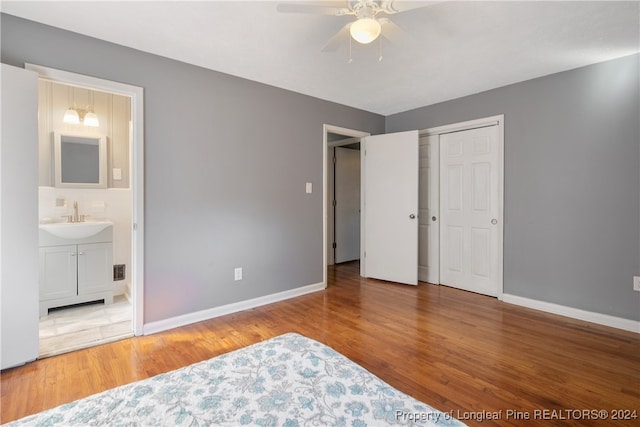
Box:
143, 282, 326, 335
502, 294, 640, 333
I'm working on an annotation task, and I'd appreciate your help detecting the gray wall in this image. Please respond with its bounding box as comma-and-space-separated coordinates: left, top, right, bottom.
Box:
387, 54, 640, 321
1, 14, 385, 324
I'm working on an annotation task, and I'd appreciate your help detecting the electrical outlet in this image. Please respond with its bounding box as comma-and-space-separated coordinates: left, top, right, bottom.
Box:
634, 276, 640, 292
234, 267, 243, 281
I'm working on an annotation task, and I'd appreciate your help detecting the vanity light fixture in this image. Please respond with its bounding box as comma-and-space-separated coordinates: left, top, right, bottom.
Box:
63, 87, 100, 127
63, 106, 99, 127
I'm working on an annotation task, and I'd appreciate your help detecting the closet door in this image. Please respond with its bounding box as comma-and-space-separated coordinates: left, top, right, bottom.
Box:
440, 125, 501, 296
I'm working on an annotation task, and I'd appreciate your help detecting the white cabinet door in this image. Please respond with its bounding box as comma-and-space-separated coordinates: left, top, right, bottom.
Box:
39, 245, 78, 301
78, 242, 113, 295
440, 125, 501, 296
362, 130, 419, 285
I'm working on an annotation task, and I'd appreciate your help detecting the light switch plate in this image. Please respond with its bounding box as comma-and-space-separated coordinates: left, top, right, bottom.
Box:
306, 182, 312, 194
113, 168, 122, 180
234, 268, 243, 281
633, 276, 640, 292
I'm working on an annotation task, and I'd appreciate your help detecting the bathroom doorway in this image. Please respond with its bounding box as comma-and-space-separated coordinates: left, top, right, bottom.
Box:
28, 64, 144, 356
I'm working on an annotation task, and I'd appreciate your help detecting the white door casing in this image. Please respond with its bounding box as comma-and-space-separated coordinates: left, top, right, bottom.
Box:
26, 64, 145, 335
334, 147, 361, 263
327, 147, 335, 266
323, 124, 369, 283
362, 130, 419, 285
439, 124, 502, 297
418, 134, 439, 284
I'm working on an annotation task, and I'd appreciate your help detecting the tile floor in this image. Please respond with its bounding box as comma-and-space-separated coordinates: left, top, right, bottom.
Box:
39, 295, 133, 358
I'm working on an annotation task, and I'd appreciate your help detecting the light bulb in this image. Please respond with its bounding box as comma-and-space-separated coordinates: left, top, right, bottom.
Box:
350, 18, 381, 44
63, 108, 80, 124
84, 112, 99, 127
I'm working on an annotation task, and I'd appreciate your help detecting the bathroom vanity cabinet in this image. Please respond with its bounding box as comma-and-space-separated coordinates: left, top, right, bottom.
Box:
39, 226, 113, 316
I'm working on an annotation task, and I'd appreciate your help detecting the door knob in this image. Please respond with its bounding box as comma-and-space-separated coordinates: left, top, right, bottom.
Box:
491, 218, 498, 225
409, 214, 416, 219
432, 216, 437, 221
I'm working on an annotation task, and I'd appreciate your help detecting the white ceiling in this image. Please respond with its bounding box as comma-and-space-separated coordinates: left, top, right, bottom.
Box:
2, 1, 638, 115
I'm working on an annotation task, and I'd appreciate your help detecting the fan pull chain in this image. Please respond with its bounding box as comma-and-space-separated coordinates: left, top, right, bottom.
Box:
348, 36, 353, 64
378, 36, 383, 62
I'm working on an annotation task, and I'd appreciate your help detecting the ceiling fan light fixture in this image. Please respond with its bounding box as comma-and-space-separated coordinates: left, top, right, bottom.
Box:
350, 18, 381, 44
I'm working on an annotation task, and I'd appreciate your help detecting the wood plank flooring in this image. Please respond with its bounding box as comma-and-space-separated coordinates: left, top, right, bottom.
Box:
1, 261, 638, 426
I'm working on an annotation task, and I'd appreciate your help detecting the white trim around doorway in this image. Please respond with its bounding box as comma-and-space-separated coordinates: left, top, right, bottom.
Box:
26, 64, 145, 335
323, 124, 370, 287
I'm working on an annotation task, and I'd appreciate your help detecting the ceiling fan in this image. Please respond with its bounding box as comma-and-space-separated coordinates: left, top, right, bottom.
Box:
277, 1, 433, 52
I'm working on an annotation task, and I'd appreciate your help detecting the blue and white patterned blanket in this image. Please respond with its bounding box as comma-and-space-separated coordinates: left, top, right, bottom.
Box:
6, 333, 465, 426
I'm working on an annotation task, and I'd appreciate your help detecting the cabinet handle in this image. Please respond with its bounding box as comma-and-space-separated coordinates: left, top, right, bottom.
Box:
70, 252, 76, 257
79, 252, 85, 256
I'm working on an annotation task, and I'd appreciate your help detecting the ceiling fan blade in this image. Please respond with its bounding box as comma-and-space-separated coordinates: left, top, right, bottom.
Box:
379, 18, 410, 44
379, 0, 444, 14
277, 2, 352, 16
322, 23, 352, 52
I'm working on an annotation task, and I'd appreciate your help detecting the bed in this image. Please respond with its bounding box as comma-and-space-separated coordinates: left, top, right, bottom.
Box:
6, 333, 465, 426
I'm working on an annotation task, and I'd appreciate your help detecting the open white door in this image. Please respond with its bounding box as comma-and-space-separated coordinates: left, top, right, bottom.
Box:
1, 64, 40, 369
362, 130, 419, 285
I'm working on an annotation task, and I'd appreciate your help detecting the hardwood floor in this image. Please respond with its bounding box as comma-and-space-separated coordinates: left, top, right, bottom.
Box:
1, 261, 638, 426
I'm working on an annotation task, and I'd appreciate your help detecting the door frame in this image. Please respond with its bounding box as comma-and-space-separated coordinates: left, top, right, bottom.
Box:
26, 64, 145, 334
323, 124, 369, 286
419, 114, 504, 299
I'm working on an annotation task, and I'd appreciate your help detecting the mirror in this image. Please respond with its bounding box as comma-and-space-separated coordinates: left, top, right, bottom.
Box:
53, 132, 107, 188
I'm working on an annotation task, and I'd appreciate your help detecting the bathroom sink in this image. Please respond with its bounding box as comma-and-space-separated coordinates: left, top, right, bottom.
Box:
39, 221, 113, 240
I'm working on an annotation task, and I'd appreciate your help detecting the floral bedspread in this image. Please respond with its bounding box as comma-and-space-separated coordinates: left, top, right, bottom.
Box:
7, 333, 465, 426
